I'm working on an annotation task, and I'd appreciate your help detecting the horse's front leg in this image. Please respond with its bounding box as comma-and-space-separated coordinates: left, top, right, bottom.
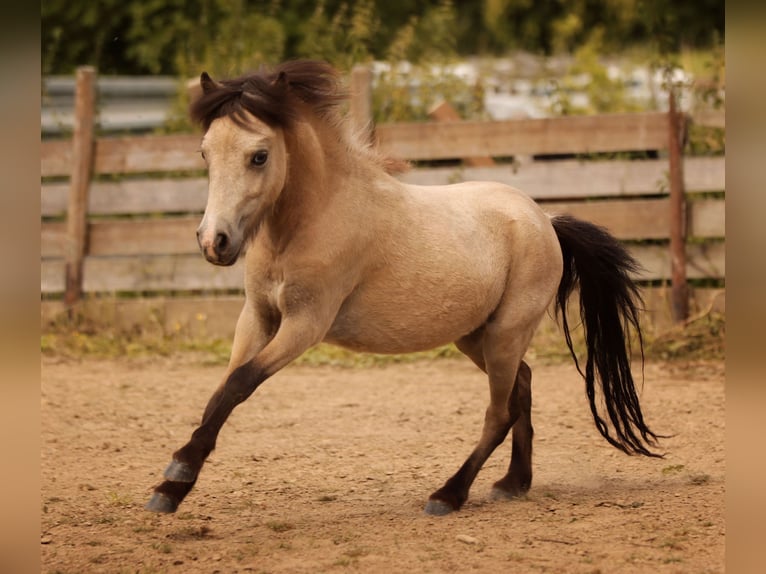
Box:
145, 309, 328, 513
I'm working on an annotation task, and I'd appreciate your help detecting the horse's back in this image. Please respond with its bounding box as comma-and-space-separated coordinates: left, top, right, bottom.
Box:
406, 180, 554, 237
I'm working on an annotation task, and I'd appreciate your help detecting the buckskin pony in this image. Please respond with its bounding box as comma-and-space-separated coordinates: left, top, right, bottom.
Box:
146, 60, 661, 516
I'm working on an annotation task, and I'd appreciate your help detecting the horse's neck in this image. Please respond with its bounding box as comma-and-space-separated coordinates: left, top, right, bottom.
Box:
264, 118, 389, 247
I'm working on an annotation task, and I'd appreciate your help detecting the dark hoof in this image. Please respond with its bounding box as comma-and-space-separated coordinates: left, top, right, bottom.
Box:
164, 459, 197, 483
424, 499, 457, 516
145, 492, 179, 514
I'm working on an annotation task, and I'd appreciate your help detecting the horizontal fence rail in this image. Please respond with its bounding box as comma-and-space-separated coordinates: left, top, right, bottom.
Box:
40, 166, 725, 255
376, 112, 670, 160
40, 242, 725, 295
40, 66, 725, 326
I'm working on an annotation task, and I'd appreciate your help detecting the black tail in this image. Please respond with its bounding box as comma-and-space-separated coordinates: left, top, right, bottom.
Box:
551, 215, 661, 457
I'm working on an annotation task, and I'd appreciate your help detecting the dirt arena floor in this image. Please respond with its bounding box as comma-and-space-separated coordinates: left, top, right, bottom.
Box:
41, 355, 724, 573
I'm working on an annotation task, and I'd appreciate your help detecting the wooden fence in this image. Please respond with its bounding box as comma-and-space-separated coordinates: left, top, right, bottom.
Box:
41, 66, 725, 330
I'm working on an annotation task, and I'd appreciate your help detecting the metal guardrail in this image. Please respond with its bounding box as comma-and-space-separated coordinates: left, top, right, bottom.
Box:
41, 76, 180, 135
41, 70, 712, 137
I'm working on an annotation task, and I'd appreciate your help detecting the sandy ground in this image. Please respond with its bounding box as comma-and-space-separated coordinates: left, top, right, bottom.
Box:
41, 355, 724, 573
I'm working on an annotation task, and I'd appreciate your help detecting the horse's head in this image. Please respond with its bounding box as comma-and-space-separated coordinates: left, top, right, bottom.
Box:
190, 62, 347, 265
196, 108, 288, 266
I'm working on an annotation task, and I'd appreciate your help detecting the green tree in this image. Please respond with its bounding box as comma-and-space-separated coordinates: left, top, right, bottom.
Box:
42, 0, 725, 75
126, 0, 285, 78
42, 0, 135, 74
295, 0, 379, 70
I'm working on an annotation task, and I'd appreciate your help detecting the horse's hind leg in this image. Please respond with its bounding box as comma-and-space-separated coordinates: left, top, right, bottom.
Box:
453, 333, 534, 499
491, 360, 533, 499
425, 323, 535, 515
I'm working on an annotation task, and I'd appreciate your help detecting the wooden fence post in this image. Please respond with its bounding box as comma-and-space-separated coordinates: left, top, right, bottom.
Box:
64, 66, 96, 312
668, 87, 689, 322
349, 64, 373, 143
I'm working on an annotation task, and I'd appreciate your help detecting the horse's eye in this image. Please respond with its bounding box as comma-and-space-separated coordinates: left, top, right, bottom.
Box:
251, 150, 268, 167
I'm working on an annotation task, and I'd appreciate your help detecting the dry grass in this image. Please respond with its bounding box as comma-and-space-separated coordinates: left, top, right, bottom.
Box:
41, 303, 724, 368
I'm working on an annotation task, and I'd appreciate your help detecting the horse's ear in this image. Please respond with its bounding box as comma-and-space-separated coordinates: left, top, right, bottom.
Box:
200, 72, 220, 94
272, 71, 288, 87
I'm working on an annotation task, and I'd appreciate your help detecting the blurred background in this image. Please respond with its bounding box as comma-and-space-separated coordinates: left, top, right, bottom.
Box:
40, 0, 725, 363
41, 0, 725, 134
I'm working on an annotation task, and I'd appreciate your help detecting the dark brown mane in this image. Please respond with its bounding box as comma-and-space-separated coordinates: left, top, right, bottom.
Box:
190, 60, 349, 131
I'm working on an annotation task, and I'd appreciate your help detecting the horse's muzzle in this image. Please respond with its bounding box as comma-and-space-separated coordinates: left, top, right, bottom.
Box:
197, 229, 241, 266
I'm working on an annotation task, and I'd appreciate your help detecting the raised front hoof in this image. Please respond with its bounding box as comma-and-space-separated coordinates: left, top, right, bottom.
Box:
164, 459, 197, 483
145, 492, 179, 514
424, 499, 458, 516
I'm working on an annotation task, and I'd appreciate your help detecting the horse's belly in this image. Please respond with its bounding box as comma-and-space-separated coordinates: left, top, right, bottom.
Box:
324, 276, 502, 354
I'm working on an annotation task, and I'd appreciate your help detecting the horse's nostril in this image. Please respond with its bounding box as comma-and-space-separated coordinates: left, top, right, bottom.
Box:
214, 232, 229, 253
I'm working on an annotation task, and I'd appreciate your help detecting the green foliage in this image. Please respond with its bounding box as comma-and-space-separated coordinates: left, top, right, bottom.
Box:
685, 39, 725, 156
372, 65, 486, 123
548, 27, 643, 116
42, 0, 725, 76
296, 0, 379, 69
42, 0, 134, 75
155, 0, 484, 129
368, 1, 485, 123
127, 0, 286, 78
409, 0, 458, 63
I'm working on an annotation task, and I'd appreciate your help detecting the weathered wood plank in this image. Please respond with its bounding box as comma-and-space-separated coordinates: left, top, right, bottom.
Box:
94, 133, 204, 174
688, 198, 725, 238
40, 198, 723, 259
628, 242, 725, 281
42, 222, 66, 258
43, 113, 723, 182
41, 157, 724, 217
41, 133, 204, 177
42, 255, 243, 294
89, 218, 198, 256
683, 156, 725, 192
42, 178, 208, 217
83, 255, 242, 292
41, 242, 724, 294
398, 156, 725, 198
527, 197, 723, 240
691, 109, 725, 129
377, 112, 669, 161
42, 260, 66, 294
684, 242, 726, 280
42, 217, 200, 258
42, 113, 670, 177
41, 199, 723, 259
543, 199, 667, 240
40, 140, 72, 178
